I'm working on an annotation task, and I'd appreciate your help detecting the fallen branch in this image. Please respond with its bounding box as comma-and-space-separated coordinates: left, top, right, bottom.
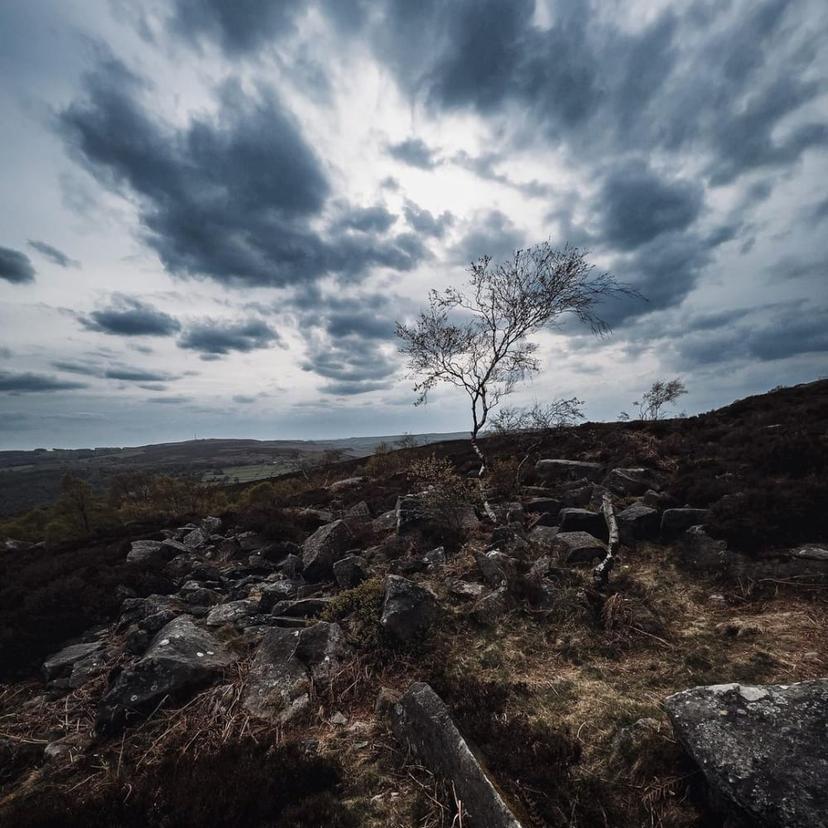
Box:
593, 493, 619, 587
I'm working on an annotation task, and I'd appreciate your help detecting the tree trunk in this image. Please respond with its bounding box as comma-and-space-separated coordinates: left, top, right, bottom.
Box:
470, 429, 498, 523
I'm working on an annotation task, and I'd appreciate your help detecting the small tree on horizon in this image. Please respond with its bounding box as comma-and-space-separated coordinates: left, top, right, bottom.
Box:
396, 242, 632, 517
620, 378, 688, 421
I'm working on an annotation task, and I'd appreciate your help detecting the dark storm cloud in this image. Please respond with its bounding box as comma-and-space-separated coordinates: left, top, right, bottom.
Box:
52, 360, 100, 376
321, 380, 393, 395
80, 295, 181, 336
599, 162, 704, 251
451, 210, 524, 265
27, 240, 80, 268
0, 246, 35, 284
403, 201, 454, 239
103, 367, 176, 382
337, 204, 397, 233
387, 138, 440, 169
169, 0, 302, 55
0, 371, 87, 393
60, 62, 429, 289
178, 318, 279, 355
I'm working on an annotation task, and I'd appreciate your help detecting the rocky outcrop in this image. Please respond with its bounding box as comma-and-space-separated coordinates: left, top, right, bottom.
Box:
302, 520, 352, 581
390, 682, 523, 828
665, 680, 828, 827
97, 615, 234, 733
535, 458, 603, 482
242, 621, 348, 724
380, 575, 440, 644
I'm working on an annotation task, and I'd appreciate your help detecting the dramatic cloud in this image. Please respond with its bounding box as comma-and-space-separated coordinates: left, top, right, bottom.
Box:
80, 295, 181, 336
451, 210, 524, 265
103, 367, 177, 382
28, 240, 80, 268
60, 63, 428, 290
0, 371, 87, 393
599, 162, 704, 251
403, 201, 454, 239
337, 204, 397, 233
387, 138, 440, 169
0, 246, 35, 284
178, 318, 280, 355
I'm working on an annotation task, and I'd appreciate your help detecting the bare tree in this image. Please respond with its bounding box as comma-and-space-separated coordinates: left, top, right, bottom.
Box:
620, 378, 687, 421
396, 242, 632, 516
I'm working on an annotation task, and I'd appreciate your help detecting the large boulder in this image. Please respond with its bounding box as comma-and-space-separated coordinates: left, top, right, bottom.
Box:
558, 507, 607, 541
390, 683, 523, 828
97, 616, 234, 733
665, 680, 828, 827
617, 502, 660, 541
604, 467, 660, 497
535, 459, 603, 482
396, 493, 479, 536
552, 531, 606, 564
126, 540, 174, 569
333, 554, 368, 589
43, 641, 103, 682
301, 520, 352, 581
676, 526, 730, 572
380, 575, 440, 644
243, 622, 348, 724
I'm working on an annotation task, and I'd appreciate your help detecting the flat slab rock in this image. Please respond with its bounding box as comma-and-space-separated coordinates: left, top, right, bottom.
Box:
391, 682, 524, 828
665, 679, 828, 827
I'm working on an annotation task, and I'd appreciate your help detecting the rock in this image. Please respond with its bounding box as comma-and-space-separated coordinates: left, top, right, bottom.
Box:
270, 597, 331, 619
43, 641, 103, 682
553, 531, 606, 564
182, 586, 224, 606
181, 527, 209, 549
617, 502, 660, 540
243, 622, 348, 725
236, 531, 267, 552
471, 586, 512, 626
333, 554, 368, 588
329, 476, 365, 492
524, 497, 562, 515
529, 525, 559, 548
422, 546, 446, 569
331, 711, 348, 726
558, 507, 607, 541
396, 492, 479, 535
278, 553, 304, 578
474, 550, 518, 587
380, 576, 440, 644
535, 458, 603, 482
205, 599, 258, 627
97, 615, 234, 733
200, 516, 222, 534
302, 520, 353, 581
258, 579, 302, 611
604, 468, 660, 497
665, 680, 828, 827
345, 500, 371, 520
676, 526, 730, 571
729, 545, 828, 583
446, 579, 486, 601
395, 494, 427, 534
660, 507, 709, 539
117, 594, 187, 631
390, 683, 523, 828
126, 540, 172, 569
643, 489, 673, 509
372, 509, 397, 533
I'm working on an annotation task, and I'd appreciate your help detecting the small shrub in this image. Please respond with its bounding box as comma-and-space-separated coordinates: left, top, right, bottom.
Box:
322, 577, 385, 648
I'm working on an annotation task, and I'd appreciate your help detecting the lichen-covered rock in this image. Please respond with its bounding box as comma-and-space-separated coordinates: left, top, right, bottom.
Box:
558, 507, 607, 540
242, 622, 348, 724
471, 586, 513, 626
97, 616, 234, 733
302, 520, 352, 581
552, 531, 606, 563
617, 502, 660, 541
380, 575, 440, 644
391, 682, 523, 828
204, 599, 258, 627
665, 680, 828, 827
333, 554, 368, 588
43, 641, 103, 682
604, 467, 660, 496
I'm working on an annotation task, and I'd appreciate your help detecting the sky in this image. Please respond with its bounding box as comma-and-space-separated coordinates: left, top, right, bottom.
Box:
1, 0, 827, 450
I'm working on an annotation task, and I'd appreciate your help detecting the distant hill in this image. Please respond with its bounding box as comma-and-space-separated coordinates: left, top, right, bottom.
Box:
0, 432, 467, 517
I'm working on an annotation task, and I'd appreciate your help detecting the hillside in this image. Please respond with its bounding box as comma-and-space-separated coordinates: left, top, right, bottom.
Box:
0, 432, 466, 517
0, 380, 826, 827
